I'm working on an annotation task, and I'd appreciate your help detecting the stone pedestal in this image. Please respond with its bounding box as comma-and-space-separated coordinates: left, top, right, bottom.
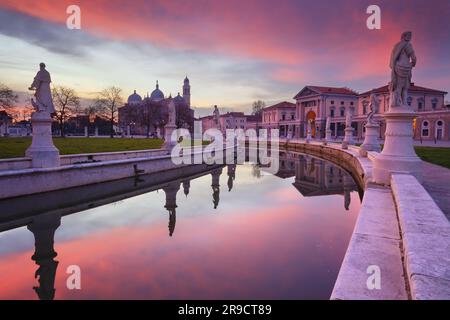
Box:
163, 124, 177, 150
342, 127, 354, 149
25, 112, 60, 168
84, 126, 88, 137
95, 127, 99, 137
372, 106, 422, 185
359, 123, 381, 157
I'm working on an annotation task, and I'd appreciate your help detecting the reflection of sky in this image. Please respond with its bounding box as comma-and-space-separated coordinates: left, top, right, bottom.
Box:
0, 164, 360, 300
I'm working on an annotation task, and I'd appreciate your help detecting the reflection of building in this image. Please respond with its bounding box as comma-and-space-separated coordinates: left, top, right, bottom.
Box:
119, 78, 194, 137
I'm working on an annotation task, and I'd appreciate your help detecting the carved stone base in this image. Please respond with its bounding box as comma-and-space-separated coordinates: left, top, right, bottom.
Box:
359, 123, 381, 157
342, 127, 354, 149
163, 124, 178, 150
25, 112, 60, 168
372, 106, 422, 185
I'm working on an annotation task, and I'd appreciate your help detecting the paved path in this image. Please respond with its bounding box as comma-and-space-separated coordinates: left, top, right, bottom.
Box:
422, 161, 450, 221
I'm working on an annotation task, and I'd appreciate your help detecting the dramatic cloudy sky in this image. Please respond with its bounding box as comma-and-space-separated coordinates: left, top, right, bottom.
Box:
0, 0, 449, 115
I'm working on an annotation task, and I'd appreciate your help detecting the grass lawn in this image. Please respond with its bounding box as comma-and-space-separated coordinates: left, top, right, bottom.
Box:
0, 137, 164, 159
414, 147, 450, 169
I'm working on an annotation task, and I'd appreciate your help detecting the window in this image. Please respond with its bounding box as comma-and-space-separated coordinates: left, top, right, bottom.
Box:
340, 107, 345, 117
421, 120, 429, 137
432, 98, 438, 110
418, 101, 423, 111
330, 109, 335, 118
290, 113, 295, 120
362, 101, 368, 115
331, 100, 334, 105
341, 101, 344, 105
350, 101, 354, 106
281, 113, 286, 121
407, 96, 413, 106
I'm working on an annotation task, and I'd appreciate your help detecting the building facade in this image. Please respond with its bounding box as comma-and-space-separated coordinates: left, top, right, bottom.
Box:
264, 83, 450, 141
0, 111, 13, 136
261, 101, 296, 137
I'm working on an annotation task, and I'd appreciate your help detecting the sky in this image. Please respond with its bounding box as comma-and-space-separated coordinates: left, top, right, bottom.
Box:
0, 0, 449, 116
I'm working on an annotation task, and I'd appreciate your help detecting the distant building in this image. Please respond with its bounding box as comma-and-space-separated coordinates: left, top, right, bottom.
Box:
119, 78, 194, 137
0, 110, 13, 136
261, 101, 297, 137
294, 86, 358, 139
288, 83, 449, 141
358, 84, 448, 141
199, 110, 258, 134
8, 120, 31, 136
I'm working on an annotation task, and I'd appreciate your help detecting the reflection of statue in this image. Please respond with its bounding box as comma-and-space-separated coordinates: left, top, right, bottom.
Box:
389, 31, 416, 108
367, 93, 380, 125
27, 214, 61, 300
28, 63, 55, 114
211, 168, 222, 209
163, 183, 180, 237
182, 180, 190, 197
227, 164, 236, 191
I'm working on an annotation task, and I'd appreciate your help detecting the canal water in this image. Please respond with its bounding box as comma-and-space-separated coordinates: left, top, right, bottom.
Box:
0, 152, 362, 299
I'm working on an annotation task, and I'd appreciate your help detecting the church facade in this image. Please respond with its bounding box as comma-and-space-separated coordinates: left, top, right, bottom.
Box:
118, 77, 194, 137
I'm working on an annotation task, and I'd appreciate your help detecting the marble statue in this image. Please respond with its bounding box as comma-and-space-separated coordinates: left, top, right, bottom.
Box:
326, 116, 331, 131
389, 31, 416, 108
29, 63, 55, 114
167, 100, 176, 126
367, 93, 380, 125
345, 109, 352, 127
213, 105, 220, 126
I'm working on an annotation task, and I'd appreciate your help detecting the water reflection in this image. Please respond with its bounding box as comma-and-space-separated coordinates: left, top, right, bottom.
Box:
0, 152, 362, 300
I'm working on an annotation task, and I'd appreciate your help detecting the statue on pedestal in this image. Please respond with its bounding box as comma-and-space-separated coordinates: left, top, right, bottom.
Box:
26, 63, 60, 168
167, 99, 176, 126
367, 93, 380, 125
389, 31, 416, 108
372, 31, 422, 184
29, 63, 55, 115
213, 105, 221, 130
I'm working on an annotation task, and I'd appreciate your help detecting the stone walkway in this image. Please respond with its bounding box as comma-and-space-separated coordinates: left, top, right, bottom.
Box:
422, 161, 450, 221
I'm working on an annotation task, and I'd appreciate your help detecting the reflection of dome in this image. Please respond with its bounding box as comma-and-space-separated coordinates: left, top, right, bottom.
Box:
174, 92, 185, 104
128, 90, 142, 105
150, 80, 164, 102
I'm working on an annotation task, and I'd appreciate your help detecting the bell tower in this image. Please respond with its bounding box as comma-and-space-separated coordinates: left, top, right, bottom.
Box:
183, 76, 191, 107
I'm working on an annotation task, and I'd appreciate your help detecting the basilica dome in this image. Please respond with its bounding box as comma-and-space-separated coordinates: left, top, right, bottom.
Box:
174, 92, 185, 104
150, 81, 164, 102
127, 90, 142, 105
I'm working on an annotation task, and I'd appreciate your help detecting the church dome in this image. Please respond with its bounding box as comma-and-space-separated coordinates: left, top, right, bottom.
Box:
128, 90, 142, 105
174, 92, 185, 104
150, 80, 164, 102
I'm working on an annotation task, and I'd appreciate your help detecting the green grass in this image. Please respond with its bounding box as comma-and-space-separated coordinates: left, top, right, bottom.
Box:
414, 147, 450, 169
0, 137, 164, 159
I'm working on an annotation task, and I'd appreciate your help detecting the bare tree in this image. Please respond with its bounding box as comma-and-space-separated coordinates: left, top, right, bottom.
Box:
52, 86, 80, 137
0, 83, 18, 111
252, 100, 265, 115
95, 86, 123, 138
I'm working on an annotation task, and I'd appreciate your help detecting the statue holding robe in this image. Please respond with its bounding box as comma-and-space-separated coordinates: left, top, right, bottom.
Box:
389, 32, 417, 108
29, 63, 55, 114
213, 105, 221, 129
367, 93, 380, 125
